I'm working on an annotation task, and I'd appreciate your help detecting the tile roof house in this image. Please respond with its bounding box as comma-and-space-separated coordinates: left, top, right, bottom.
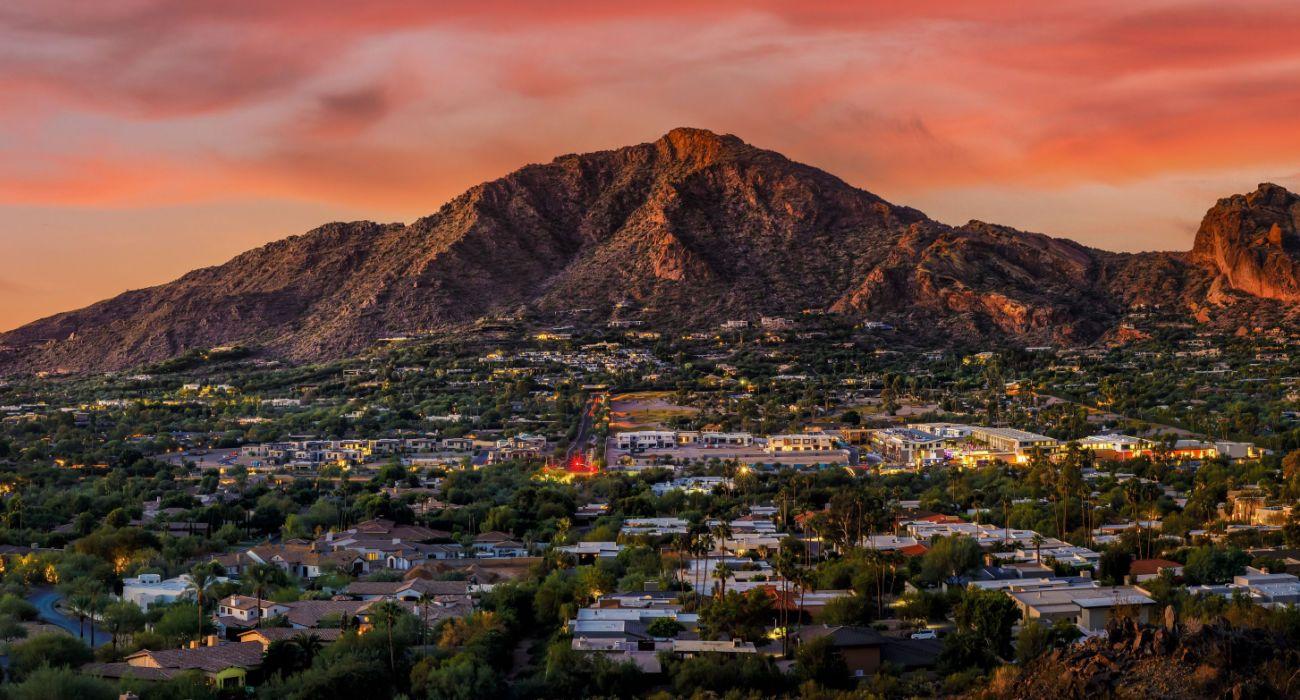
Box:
280, 600, 369, 629
237, 627, 344, 649
472, 531, 529, 557
343, 578, 471, 601
245, 542, 367, 579
216, 595, 290, 629
402, 558, 540, 586
1129, 558, 1184, 582
86, 637, 263, 689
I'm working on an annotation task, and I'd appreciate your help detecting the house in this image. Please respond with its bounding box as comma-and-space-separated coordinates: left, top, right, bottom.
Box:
1184, 566, 1300, 607
785, 621, 941, 676
215, 595, 291, 632
558, 541, 624, 563
1129, 559, 1184, 582
794, 625, 888, 677
1077, 433, 1151, 458
279, 600, 369, 629
246, 542, 367, 579
671, 639, 757, 655
237, 627, 344, 650
1007, 585, 1157, 632
699, 431, 754, 447
342, 578, 470, 602
569, 605, 700, 651
85, 637, 263, 689
620, 517, 690, 538
122, 573, 225, 611
651, 476, 732, 496
472, 531, 529, 557
403, 558, 542, 588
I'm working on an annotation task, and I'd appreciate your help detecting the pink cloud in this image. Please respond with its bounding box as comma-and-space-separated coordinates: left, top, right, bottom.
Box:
2, 0, 1300, 330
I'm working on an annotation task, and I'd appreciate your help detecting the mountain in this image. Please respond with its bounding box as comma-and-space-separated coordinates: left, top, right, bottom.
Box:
0, 128, 1295, 374
1190, 182, 1300, 302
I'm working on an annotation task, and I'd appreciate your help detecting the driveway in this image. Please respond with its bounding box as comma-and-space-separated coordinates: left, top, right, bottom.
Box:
27, 588, 111, 647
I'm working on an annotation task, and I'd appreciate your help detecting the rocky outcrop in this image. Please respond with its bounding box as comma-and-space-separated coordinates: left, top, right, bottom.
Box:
979, 614, 1300, 699
0, 128, 1294, 374
1191, 183, 1300, 301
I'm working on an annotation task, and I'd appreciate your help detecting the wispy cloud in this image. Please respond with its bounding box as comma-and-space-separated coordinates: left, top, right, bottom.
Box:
1, 0, 1299, 326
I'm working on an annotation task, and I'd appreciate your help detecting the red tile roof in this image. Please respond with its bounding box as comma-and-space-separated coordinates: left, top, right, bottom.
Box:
1130, 558, 1183, 576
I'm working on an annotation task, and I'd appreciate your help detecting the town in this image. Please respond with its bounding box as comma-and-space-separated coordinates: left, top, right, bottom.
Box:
0, 310, 1297, 699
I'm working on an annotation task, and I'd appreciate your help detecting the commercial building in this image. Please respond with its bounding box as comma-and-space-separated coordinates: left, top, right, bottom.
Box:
970, 427, 1058, 454
765, 434, 837, 453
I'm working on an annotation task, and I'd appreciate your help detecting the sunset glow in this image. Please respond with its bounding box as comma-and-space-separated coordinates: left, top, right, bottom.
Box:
3, 0, 1300, 329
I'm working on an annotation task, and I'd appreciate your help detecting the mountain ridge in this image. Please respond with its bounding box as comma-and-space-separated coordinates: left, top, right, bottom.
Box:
1, 128, 1295, 374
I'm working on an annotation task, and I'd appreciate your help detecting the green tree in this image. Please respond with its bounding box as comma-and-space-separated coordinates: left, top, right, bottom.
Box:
1097, 548, 1133, 585
0, 594, 39, 621
699, 589, 773, 643
795, 635, 851, 689
418, 652, 504, 700
920, 535, 983, 584
953, 588, 1019, 659
646, 617, 684, 639
7, 666, 114, 700
0, 613, 27, 642
1184, 546, 1250, 585
101, 600, 146, 653
154, 603, 204, 646
8, 633, 93, 680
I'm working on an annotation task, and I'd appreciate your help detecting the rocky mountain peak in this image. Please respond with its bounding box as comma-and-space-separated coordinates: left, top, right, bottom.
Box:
652, 127, 747, 168
1191, 182, 1300, 301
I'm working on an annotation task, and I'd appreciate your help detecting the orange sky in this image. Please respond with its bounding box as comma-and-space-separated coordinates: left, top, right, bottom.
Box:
3, 0, 1300, 331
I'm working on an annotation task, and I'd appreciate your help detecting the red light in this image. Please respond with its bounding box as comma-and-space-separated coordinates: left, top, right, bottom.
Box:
566, 454, 597, 474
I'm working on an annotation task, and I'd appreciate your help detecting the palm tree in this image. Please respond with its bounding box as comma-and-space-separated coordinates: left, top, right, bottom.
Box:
84, 584, 106, 646
68, 591, 91, 640
712, 563, 731, 599
417, 591, 435, 649
1031, 534, 1045, 564
186, 563, 219, 645
246, 563, 278, 629
696, 532, 715, 598
291, 631, 323, 668
370, 600, 403, 674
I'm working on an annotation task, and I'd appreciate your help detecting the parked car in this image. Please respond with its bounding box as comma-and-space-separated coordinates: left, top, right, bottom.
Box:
910, 629, 937, 640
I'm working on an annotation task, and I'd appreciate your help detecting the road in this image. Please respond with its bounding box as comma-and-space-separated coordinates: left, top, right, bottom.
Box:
567, 394, 602, 461
28, 587, 112, 647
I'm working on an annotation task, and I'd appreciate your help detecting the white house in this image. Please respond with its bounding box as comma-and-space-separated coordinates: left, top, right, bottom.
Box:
122, 573, 228, 611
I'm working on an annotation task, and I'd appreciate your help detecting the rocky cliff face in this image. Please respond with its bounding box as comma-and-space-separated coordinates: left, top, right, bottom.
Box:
0, 128, 1293, 374
1190, 182, 1300, 302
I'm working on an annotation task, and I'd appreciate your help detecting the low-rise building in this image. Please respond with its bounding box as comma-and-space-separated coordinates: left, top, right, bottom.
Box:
970, 427, 1058, 454
122, 573, 215, 611
1007, 584, 1156, 632
765, 434, 837, 453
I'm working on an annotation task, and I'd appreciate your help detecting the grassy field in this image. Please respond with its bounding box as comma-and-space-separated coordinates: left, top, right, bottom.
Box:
609, 391, 698, 430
